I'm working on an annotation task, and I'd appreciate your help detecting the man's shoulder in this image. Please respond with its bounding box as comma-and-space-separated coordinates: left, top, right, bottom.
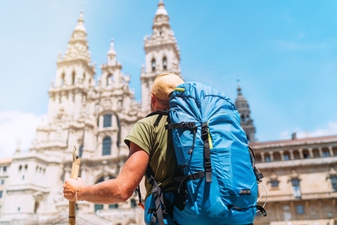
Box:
138, 115, 157, 124
141, 112, 168, 123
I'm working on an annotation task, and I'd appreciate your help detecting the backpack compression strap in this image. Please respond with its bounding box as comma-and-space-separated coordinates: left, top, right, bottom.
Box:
145, 166, 167, 225
166, 121, 197, 154
140, 111, 170, 225
201, 123, 212, 182
166, 122, 212, 183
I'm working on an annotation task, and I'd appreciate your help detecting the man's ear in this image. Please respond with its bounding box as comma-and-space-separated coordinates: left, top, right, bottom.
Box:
150, 94, 156, 110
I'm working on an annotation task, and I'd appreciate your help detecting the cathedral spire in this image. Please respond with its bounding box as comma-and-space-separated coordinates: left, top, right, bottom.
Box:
153, 0, 170, 30
155, 0, 168, 16
140, 0, 181, 112
107, 38, 117, 65
63, 10, 91, 62
50, 10, 95, 122
237, 80, 242, 96
235, 81, 256, 142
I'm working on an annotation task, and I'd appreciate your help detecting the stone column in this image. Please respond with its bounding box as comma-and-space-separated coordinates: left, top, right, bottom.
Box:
280, 151, 284, 161
289, 150, 294, 160
260, 152, 265, 162
328, 146, 334, 157
319, 147, 323, 157
298, 149, 304, 159
307, 148, 313, 158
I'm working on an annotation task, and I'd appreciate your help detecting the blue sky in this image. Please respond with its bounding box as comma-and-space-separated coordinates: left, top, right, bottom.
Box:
0, 0, 337, 158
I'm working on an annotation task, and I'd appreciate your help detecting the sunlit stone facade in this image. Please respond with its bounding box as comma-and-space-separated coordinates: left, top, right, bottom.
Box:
0, 1, 180, 224
252, 135, 337, 225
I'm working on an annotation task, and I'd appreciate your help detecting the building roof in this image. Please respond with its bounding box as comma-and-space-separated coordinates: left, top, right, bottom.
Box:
250, 134, 337, 149
0, 158, 12, 165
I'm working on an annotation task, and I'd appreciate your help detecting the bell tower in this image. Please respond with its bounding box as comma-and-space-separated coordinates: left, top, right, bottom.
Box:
48, 11, 96, 123
140, 0, 182, 112
235, 82, 256, 143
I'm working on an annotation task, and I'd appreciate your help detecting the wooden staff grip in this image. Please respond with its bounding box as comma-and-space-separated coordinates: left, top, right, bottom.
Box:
68, 147, 81, 225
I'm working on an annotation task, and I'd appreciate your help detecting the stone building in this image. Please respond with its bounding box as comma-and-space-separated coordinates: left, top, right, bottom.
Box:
0, 158, 11, 216
0, 1, 336, 225
235, 84, 337, 225
0, 1, 180, 224
252, 135, 337, 225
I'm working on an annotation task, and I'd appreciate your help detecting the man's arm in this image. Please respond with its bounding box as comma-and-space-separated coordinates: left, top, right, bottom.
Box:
63, 142, 149, 204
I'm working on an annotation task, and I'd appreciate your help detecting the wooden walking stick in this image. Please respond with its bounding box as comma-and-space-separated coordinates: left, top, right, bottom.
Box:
69, 146, 81, 225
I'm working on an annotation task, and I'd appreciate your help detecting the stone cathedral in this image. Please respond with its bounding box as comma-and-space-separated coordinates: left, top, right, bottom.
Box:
0, 1, 336, 225
0, 2, 185, 224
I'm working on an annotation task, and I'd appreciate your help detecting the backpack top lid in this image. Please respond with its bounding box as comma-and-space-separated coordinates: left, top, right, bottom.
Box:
170, 81, 238, 121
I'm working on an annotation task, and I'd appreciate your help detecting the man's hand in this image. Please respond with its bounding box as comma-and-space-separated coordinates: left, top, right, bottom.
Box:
63, 177, 84, 201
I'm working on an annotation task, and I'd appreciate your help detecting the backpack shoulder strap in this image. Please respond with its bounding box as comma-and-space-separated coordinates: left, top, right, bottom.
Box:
145, 166, 167, 225
135, 110, 170, 225
146, 110, 169, 127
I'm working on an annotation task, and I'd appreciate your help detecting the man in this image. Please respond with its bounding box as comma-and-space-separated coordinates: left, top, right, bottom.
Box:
63, 73, 184, 224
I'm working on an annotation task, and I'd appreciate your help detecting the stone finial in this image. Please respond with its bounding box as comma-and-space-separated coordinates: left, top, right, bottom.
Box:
16, 139, 21, 152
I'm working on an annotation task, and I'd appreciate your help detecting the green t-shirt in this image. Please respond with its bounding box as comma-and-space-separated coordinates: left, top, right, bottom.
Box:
124, 114, 179, 197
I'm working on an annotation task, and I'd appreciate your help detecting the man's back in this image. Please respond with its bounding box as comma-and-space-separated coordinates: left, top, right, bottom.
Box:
124, 113, 179, 196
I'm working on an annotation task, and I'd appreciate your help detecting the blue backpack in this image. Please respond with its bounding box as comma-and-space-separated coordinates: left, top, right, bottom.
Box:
140, 82, 266, 225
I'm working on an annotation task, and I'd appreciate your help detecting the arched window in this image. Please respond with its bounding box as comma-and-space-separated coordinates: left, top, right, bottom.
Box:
131, 199, 137, 208
109, 203, 118, 209
102, 137, 111, 155
270, 180, 279, 188
94, 204, 103, 213
106, 74, 112, 86
162, 57, 167, 70
34, 201, 39, 213
79, 145, 83, 158
331, 176, 337, 191
61, 73, 65, 86
291, 179, 301, 198
296, 204, 304, 214
103, 114, 112, 127
151, 59, 156, 72
72, 71, 76, 84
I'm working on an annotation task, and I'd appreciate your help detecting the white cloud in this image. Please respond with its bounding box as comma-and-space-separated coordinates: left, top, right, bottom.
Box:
0, 111, 44, 158
280, 121, 337, 140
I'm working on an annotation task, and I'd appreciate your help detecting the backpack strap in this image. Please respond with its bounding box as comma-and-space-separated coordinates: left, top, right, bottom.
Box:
147, 110, 169, 126
136, 110, 172, 225
174, 171, 205, 193
166, 122, 197, 154
201, 123, 212, 182
136, 185, 144, 210
145, 166, 167, 225
248, 146, 264, 182
136, 166, 168, 225
256, 205, 267, 217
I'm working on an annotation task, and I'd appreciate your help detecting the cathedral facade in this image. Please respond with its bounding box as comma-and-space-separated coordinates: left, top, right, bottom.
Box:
0, 1, 336, 225
0, 1, 179, 224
